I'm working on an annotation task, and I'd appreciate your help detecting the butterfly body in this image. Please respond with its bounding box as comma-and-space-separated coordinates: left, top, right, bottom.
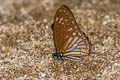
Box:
52, 5, 91, 61
52, 51, 65, 61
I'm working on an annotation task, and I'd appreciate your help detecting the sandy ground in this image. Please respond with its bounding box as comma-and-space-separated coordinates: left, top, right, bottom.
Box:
0, 0, 120, 80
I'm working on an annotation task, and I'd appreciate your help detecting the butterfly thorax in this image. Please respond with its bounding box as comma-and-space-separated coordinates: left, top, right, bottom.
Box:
52, 51, 65, 60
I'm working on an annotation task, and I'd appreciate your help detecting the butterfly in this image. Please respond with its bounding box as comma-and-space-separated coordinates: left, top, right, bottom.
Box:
52, 5, 91, 61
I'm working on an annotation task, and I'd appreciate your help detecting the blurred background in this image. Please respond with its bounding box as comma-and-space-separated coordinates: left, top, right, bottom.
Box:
0, 0, 120, 80
0, 0, 120, 24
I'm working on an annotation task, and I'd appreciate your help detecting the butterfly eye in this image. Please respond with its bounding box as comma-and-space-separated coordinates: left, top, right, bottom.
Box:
52, 5, 91, 61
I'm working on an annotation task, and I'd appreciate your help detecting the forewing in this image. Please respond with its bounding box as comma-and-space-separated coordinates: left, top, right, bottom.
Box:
53, 5, 79, 51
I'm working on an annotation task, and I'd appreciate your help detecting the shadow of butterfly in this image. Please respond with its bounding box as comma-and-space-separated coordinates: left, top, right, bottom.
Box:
52, 5, 91, 61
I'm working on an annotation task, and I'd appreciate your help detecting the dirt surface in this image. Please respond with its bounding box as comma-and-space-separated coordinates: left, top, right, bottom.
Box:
0, 0, 120, 80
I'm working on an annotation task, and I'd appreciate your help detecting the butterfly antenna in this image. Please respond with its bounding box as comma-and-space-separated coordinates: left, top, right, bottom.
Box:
51, 23, 54, 30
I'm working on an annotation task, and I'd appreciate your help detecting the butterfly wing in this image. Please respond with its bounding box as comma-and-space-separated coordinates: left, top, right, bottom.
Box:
53, 5, 79, 51
53, 5, 90, 60
62, 30, 91, 60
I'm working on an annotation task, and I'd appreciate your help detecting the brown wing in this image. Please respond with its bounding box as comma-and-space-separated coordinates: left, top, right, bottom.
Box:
53, 5, 79, 51
53, 5, 90, 57
62, 30, 91, 57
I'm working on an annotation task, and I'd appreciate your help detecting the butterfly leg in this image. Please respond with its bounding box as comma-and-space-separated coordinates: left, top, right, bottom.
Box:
52, 51, 66, 61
